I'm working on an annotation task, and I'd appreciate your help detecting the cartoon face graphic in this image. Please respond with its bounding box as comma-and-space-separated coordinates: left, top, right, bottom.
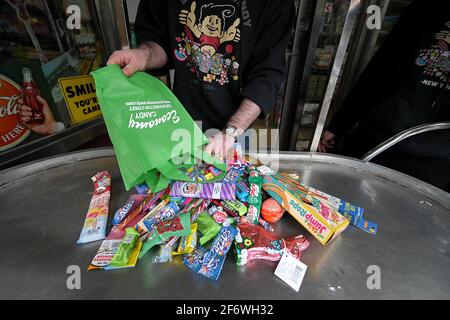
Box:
179, 1, 240, 56
175, 1, 241, 85
181, 182, 202, 197
199, 14, 223, 38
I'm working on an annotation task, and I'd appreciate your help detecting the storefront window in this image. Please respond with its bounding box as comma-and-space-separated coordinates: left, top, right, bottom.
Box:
0, 0, 127, 169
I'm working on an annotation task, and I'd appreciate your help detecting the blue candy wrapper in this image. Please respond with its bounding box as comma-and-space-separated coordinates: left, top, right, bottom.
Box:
183, 246, 208, 272
135, 183, 149, 195
223, 167, 244, 184
236, 181, 249, 202
143, 201, 180, 231
357, 218, 378, 235
198, 225, 238, 280
339, 202, 364, 226
112, 194, 146, 225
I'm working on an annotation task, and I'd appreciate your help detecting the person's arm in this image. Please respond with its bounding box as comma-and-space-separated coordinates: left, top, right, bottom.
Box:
227, 98, 262, 132
107, 42, 168, 76
205, 0, 295, 158
204, 98, 261, 158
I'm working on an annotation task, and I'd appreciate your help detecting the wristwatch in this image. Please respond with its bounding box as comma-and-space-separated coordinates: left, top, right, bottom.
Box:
224, 125, 242, 140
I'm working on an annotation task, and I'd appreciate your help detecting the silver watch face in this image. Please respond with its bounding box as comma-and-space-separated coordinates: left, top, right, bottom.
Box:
225, 126, 236, 137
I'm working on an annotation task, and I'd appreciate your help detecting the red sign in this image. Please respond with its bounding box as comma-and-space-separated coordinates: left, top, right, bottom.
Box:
0, 75, 30, 151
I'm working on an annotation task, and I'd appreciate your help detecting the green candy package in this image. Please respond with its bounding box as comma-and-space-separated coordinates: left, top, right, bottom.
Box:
139, 212, 191, 259
139, 231, 164, 259
91, 65, 227, 192
247, 168, 263, 224
196, 211, 221, 245
109, 228, 140, 267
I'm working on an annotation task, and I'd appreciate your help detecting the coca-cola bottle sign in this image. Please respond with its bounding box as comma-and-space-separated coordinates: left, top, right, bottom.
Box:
0, 75, 31, 151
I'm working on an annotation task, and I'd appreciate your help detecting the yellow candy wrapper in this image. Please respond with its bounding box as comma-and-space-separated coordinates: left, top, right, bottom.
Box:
173, 223, 198, 256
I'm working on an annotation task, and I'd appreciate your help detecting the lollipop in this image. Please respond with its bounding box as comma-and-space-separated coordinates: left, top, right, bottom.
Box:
260, 198, 285, 223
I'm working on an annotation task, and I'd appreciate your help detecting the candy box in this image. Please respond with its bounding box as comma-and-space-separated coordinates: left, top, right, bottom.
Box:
278, 173, 364, 223
277, 173, 376, 234
262, 174, 349, 245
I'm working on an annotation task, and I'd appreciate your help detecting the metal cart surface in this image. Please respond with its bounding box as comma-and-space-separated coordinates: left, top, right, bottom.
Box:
1, 147, 449, 300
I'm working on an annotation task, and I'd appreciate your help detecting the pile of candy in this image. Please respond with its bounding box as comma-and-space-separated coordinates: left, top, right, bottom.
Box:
76, 144, 376, 284
76, 146, 307, 281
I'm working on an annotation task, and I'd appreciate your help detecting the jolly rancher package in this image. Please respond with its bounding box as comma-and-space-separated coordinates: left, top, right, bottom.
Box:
262, 173, 349, 245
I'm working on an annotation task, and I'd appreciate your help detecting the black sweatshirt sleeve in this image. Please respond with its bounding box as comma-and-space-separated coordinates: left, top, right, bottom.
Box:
239, 0, 295, 116
134, 0, 172, 74
327, 0, 420, 136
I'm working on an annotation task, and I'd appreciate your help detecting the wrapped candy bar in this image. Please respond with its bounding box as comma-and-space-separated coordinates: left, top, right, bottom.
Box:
234, 222, 309, 266
88, 239, 121, 271
154, 212, 191, 239
196, 211, 221, 245
212, 200, 237, 217
106, 193, 163, 240
77, 171, 111, 244
236, 181, 249, 203
247, 168, 263, 224
209, 206, 229, 224
183, 246, 208, 273
139, 212, 191, 259
173, 223, 198, 255
198, 225, 238, 280
135, 201, 167, 235
109, 228, 140, 267
170, 182, 236, 200
112, 194, 146, 225
223, 200, 248, 216
135, 183, 150, 195
143, 201, 180, 232
142, 189, 166, 213
223, 167, 244, 184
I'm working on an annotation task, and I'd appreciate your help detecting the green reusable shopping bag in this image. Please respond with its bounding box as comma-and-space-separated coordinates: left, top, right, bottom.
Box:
91, 64, 226, 191
100, 94, 146, 187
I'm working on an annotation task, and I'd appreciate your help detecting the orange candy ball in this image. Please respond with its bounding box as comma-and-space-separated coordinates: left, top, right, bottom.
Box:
261, 198, 285, 223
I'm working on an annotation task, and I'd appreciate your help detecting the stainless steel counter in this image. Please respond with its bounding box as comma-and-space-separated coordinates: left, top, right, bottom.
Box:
0, 148, 449, 299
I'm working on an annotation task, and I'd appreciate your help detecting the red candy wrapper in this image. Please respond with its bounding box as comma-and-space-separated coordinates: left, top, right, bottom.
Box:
234, 222, 309, 266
